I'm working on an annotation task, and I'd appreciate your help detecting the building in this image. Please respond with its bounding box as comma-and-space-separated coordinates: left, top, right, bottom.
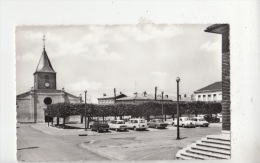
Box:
205, 24, 230, 132
194, 81, 222, 102
116, 92, 191, 104
97, 93, 127, 104
16, 36, 80, 123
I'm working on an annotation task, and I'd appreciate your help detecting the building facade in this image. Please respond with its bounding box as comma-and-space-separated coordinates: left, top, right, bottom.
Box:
205, 24, 230, 132
16, 39, 80, 123
194, 81, 222, 102
97, 93, 127, 104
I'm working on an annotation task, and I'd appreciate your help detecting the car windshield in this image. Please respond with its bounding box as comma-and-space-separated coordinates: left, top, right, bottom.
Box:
155, 119, 163, 122
183, 118, 189, 121
139, 120, 146, 123
116, 121, 125, 124
199, 118, 205, 121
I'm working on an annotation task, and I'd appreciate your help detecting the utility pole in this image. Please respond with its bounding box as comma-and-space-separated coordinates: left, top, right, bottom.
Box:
114, 88, 116, 103
84, 90, 87, 131
155, 86, 157, 100
176, 77, 180, 140
162, 91, 164, 121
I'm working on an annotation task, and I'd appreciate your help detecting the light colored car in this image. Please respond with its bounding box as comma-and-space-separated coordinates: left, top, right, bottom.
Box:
173, 117, 195, 128
108, 120, 128, 131
190, 117, 209, 127
126, 118, 148, 131
165, 119, 174, 125
147, 119, 168, 129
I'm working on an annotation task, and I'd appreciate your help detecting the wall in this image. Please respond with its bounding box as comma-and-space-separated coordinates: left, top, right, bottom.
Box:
195, 91, 222, 101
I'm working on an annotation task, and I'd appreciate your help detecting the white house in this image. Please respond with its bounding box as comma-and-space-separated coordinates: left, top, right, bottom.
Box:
194, 81, 222, 102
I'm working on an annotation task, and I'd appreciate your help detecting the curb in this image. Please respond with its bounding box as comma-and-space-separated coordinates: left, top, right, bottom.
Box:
31, 125, 56, 135
78, 143, 122, 161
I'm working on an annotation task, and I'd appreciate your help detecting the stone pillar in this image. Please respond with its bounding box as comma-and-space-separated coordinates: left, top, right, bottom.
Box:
205, 24, 230, 131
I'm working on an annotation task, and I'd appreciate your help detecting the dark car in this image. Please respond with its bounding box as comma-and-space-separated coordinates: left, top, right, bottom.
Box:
147, 119, 168, 129
204, 115, 220, 123
90, 121, 109, 132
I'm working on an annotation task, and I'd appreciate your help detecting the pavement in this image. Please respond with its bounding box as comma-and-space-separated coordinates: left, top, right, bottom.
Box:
17, 123, 222, 161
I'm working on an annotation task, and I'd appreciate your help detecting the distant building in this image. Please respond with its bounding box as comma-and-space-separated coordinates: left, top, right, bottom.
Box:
97, 93, 127, 104
194, 81, 222, 102
16, 36, 80, 123
116, 92, 191, 104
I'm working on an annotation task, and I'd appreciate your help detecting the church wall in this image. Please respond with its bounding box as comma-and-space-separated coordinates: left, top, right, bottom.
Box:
17, 98, 33, 122
34, 93, 64, 123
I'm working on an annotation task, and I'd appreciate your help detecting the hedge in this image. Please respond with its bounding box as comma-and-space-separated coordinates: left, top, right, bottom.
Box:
47, 101, 222, 118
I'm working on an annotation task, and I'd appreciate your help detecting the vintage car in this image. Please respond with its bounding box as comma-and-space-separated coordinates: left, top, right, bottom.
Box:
147, 119, 168, 129
165, 119, 174, 125
173, 117, 195, 128
108, 120, 128, 131
90, 121, 109, 132
126, 118, 148, 131
190, 117, 209, 127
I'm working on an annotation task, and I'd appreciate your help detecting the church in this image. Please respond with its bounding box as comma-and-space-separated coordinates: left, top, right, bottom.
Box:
16, 36, 80, 123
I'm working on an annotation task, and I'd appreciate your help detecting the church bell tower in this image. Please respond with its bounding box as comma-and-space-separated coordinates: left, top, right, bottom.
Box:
33, 35, 57, 90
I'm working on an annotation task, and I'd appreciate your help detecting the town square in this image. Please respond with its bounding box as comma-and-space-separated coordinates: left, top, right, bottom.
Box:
14, 24, 231, 161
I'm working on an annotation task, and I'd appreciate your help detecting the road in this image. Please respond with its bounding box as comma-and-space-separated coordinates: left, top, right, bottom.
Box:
17, 123, 221, 161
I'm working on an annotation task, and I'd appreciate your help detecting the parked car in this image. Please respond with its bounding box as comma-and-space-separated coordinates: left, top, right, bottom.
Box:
165, 119, 174, 125
108, 120, 128, 131
204, 114, 220, 123
190, 117, 209, 127
90, 121, 109, 132
126, 118, 148, 131
147, 119, 168, 129
173, 117, 195, 128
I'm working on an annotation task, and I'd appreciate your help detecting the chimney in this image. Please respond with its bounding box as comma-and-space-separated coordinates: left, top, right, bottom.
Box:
143, 91, 147, 96
165, 95, 168, 98
103, 93, 106, 96
120, 92, 122, 95
184, 94, 186, 98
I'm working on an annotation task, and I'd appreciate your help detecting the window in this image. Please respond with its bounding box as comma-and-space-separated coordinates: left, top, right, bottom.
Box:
203, 95, 206, 101
213, 94, 217, 100
208, 94, 212, 101
198, 95, 201, 101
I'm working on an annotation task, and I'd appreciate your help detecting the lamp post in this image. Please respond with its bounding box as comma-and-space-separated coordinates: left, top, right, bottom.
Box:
84, 90, 87, 131
161, 91, 164, 121
176, 77, 180, 140
79, 94, 83, 124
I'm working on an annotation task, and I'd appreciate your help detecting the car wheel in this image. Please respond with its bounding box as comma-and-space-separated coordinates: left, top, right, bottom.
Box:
172, 122, 174, 126
106, 129, 108, 132
97, 129, 100, 133
133, 126, 137, 131
155, 125, 158, 129
205, 125, 208, 127
124, 129, 127, 131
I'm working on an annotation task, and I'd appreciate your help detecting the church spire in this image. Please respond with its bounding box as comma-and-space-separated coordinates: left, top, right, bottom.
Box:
42, 35, 46, 49
34, 35, 55, 73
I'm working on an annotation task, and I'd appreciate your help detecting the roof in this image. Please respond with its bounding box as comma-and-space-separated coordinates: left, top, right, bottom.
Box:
204, 24, 229, 34
116, 93, 172, 101
194, 81, 222, 93
35, 48, 55, 73
97, 94, 127, 100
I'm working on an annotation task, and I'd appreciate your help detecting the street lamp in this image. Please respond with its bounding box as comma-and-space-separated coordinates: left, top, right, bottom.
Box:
176, 77, 180, 140
84, 90, 87, 131
161, 91, 164, 121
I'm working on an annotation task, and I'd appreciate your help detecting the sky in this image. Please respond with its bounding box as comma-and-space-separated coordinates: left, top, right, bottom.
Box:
16, 24, 221, 103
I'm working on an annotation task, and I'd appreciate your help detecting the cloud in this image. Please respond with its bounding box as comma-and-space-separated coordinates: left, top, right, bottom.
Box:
150, 71, 168, 76
122, 25, 184, 41
200, 39, 221, 52
65, 79, 111, 91
16, 52, 38, 62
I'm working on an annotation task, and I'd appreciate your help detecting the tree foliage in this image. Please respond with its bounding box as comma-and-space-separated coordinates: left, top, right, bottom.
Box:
47, 101, 222, 118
